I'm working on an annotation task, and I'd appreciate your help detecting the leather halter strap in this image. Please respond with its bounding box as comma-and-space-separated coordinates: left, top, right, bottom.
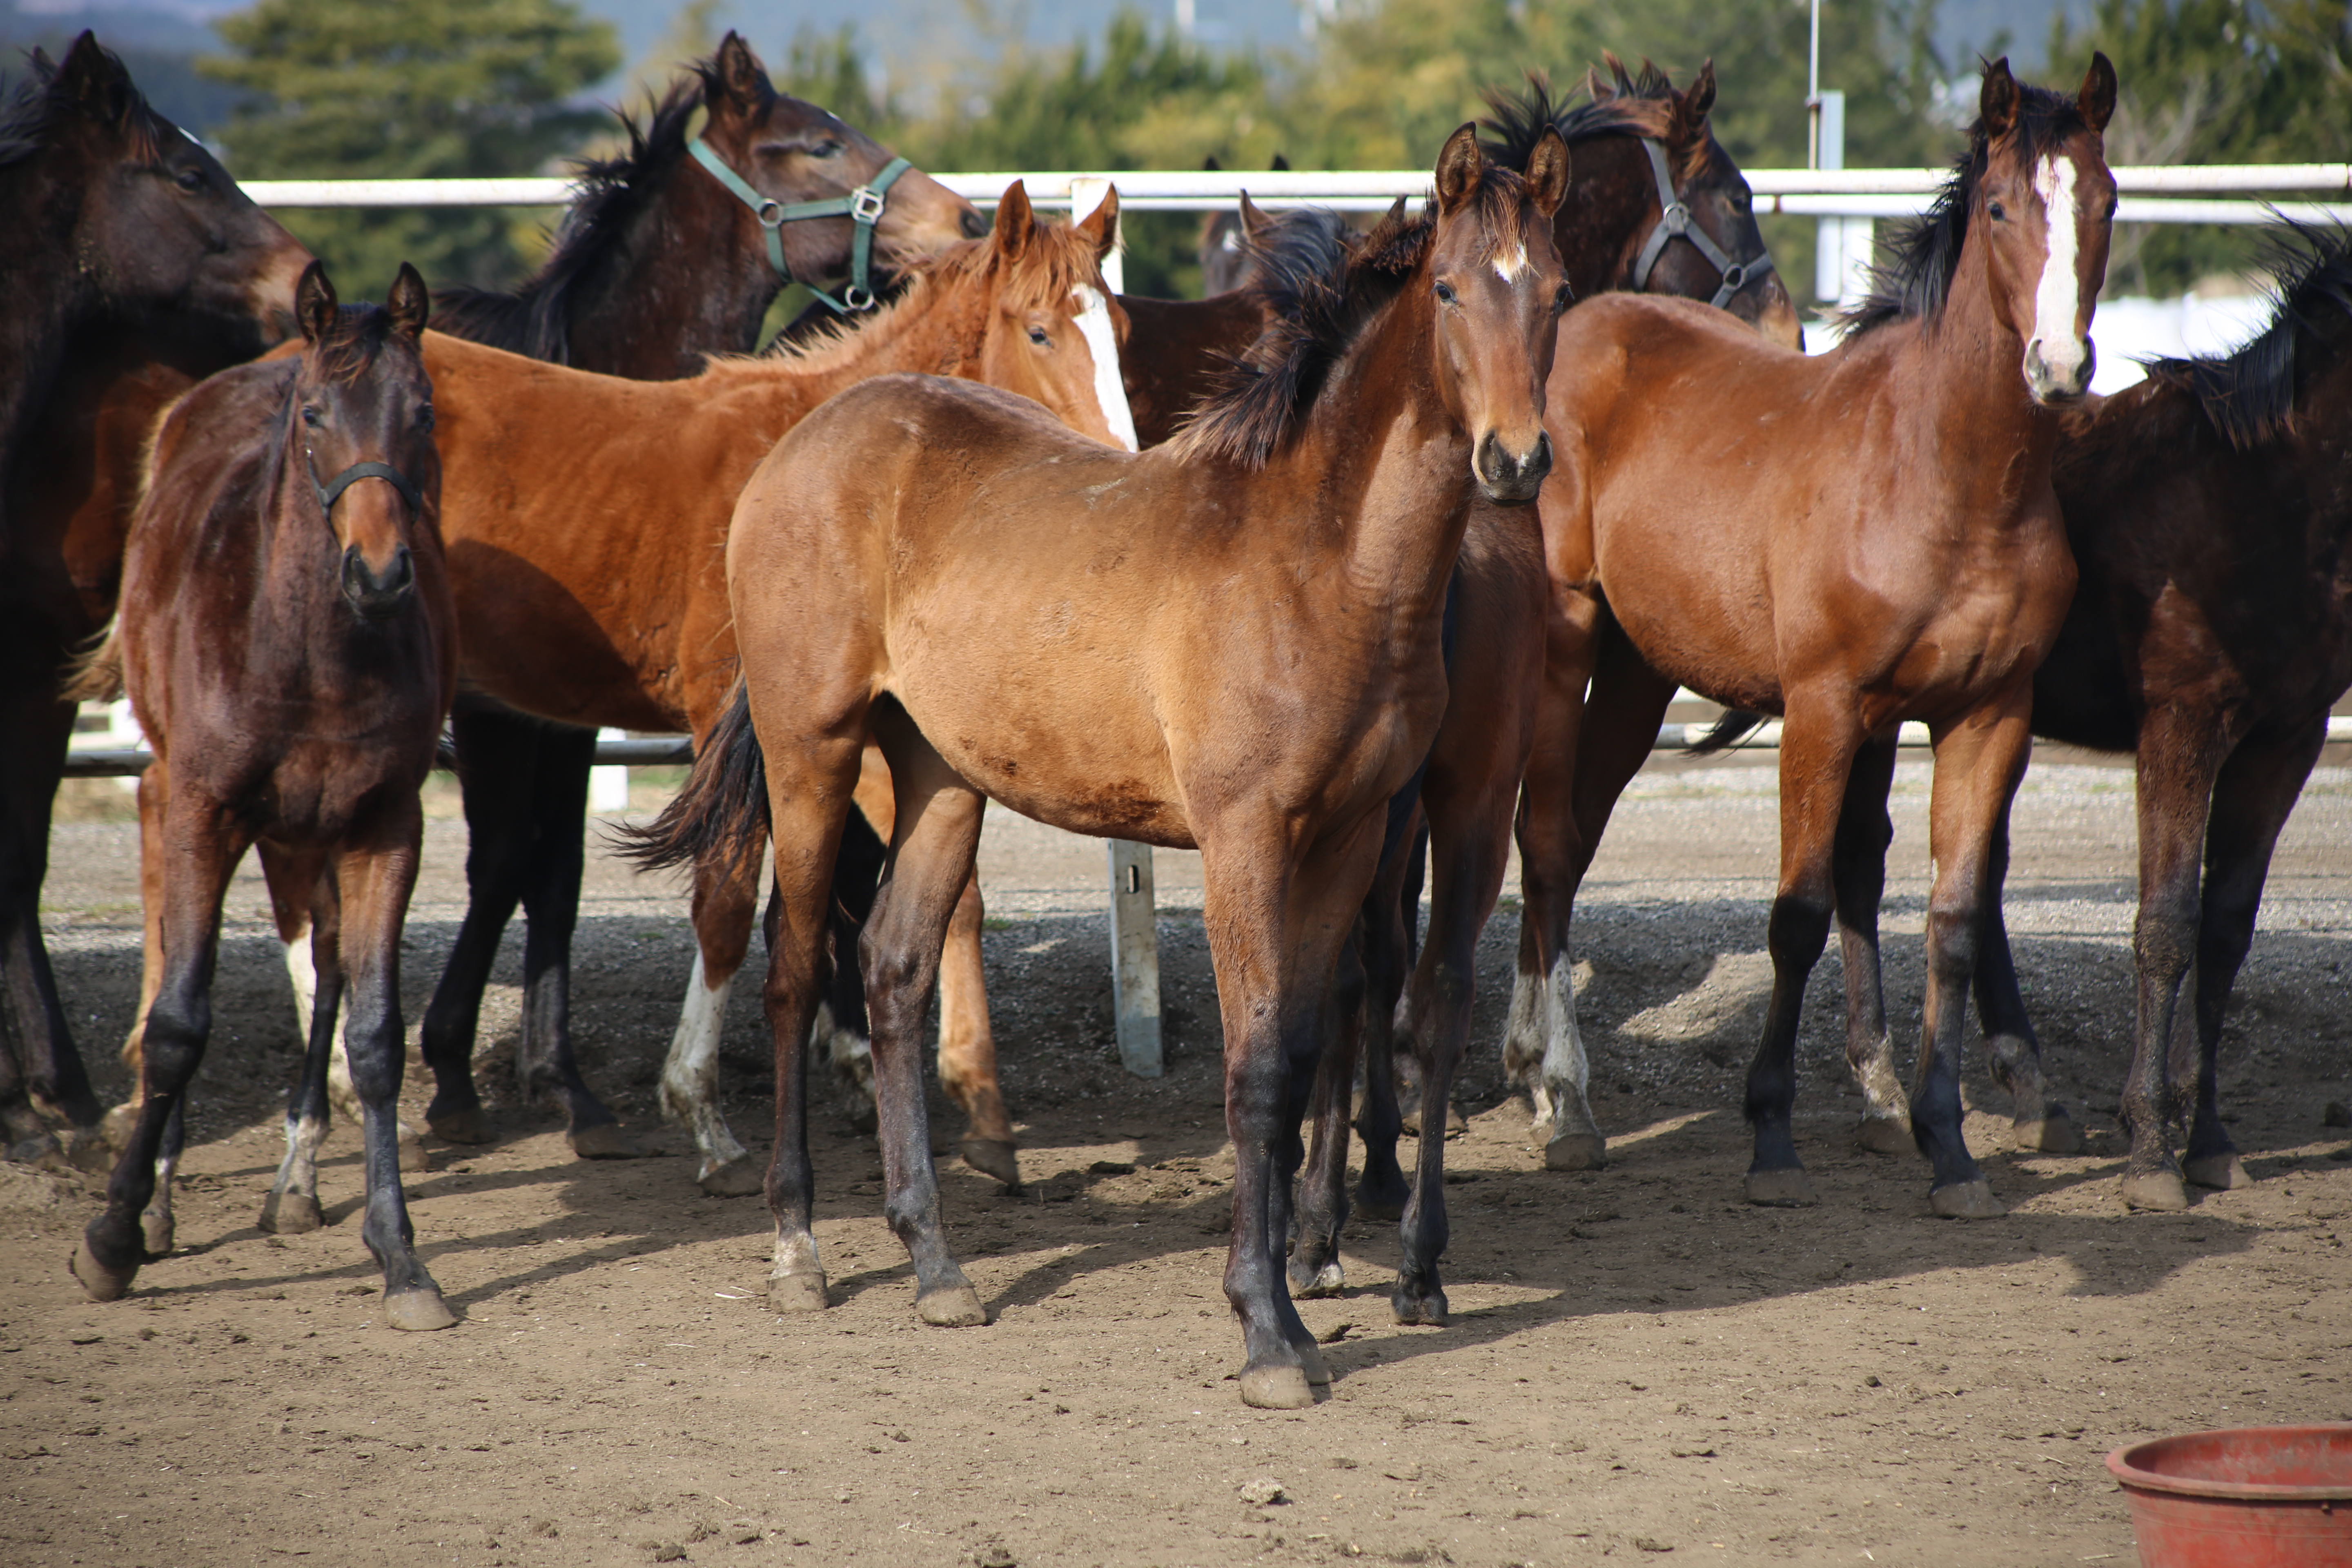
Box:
312, 457, 421, 519
1628, 137, 1777, 311
687, 136, 912, 314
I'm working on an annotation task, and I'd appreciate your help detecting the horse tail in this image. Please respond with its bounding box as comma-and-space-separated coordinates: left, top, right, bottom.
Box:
1685, 710, 1771, 756
61, 618, 126, 704
616, 681, 768, 879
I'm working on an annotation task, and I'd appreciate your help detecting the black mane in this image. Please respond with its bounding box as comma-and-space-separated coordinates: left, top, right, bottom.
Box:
1479, 62, 1680, 170
0, 41, 163, 173
1841, 80, 2093, 337
432, 72, 706, 363
2147, 224, 2352, 450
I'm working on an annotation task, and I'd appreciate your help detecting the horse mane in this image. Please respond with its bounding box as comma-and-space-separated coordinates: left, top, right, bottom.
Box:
1841, 80, 2093, 338
0, 40, 166, 173
1479, 57, 1682, 172
2143, 224, 2352, 450
432, 70, 708, 362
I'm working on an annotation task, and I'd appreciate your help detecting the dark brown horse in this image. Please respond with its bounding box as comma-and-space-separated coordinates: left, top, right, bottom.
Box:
1772, 227, 2352, 1211
1511, 56, 2116, 1216
69, 263, 454, 1327
0, 34, 310, 1163
628, 125, 1570, 1408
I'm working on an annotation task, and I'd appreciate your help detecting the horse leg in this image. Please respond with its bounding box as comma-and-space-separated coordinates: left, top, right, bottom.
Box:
258, 841, 336, 1236
335, 800, 454, 1330
661, 835, 763, 1196
1973, 788, 2083, 1153
2179, 717, 2327, 1191
863, 706, 988, 1327
1909, 695, 2036, 1218
101, 766, 172, 1153
1831, 734, 1916, 1156
1293, 914, 1375, 1296
817, 806, 884, 1135
935, 864, 1020, 1186
2116, 707, 2231, 1212
1350, 815, 1417, 1227
1744, 696, 1864, 1207
418, 703, 535, 1145
0, 677, 101, 1160
73, 786, 247, 1301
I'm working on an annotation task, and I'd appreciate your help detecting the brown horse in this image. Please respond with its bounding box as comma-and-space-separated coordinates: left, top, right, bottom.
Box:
1510, 56, 2116, 1216
69, 263, 454, 1327
0, 34, 310, 1161
628, 125, 1569, 1409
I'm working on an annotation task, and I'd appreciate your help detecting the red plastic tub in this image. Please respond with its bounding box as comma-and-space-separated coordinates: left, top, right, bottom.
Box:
2107, 1425, 2352, 1567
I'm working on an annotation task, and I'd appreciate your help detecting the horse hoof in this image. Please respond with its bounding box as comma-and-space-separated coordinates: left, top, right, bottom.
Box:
2183, 1154, 2250, 1191
259, 1190, 323, 1234
1855, 1115, 1916, 1157
139, 1211, 175, 1258
1238, 1365, 1316, 1410
1290, 1257, 1345, 1298
768, 1271, 829, 1314
65, 1129, 114, 1175
1444, 1102, 1468, 1138
382, 1287, 457, 1332
915, 1285, 987, 1327
1295, 1340, 1332, 1385
1928, 1179, 2005, 1219
958, 1137, 1020, 1188
396, 1130, 432, 1173
2121, 1171, 2191, 1212
1744, 1168, 1817, 1207
69, 1240, 137, 1303
697, 1157, 764, 1198
1390, 1290, 1449, 1328
569, 1123, 653, 1160
1543, 1132, 1608, 1172
2014, 1113, 2085, 1155
427, 1107, 498, 1146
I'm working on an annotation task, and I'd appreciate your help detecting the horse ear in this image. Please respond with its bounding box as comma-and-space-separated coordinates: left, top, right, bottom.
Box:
1434, 123, 1485, 216
59, 32, 131, 126
296, 261, 337, 347
993, 181, 1034, 260
1524, 126, 1571, 219
1238, 191, 1276, 244
1685, 59, 1717, 124
1074, 185, 1120, 267
1980, 56, 2021, 137
2079, 51, 2118, 133
1270, 151, 1290, 172
710, 31, 770, 115
387, 263, 430, 341
1201, 153, 1221, 172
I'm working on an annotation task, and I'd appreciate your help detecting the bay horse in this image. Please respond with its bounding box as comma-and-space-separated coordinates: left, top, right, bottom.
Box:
1510, 55, 2116, 1216
69, 262, 455, 1328
0, 33, 310, 1163
1764, 225, 2352, 1211
627, 125, 1570, 1409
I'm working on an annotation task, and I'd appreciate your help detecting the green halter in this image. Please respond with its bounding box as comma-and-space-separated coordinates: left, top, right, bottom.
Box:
687, 137, 912, 314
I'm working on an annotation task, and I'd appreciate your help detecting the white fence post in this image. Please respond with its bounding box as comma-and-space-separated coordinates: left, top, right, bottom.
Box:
1106, 839, 1162, 1078
590, 727, 630, 813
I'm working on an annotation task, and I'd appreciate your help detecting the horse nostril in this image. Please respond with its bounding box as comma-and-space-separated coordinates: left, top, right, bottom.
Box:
960, 209, 989, 240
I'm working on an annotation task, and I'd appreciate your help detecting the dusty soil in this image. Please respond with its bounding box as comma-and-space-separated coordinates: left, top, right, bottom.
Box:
7, 758, 2352, 1568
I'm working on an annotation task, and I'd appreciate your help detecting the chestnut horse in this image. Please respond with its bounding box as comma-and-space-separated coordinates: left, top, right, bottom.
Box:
1512, 56, 2116, 1216
1769, 227, 2352, 1211
628, 125, 1570, 1409
0, 34, 309, 1161
69, 263, 454, 1328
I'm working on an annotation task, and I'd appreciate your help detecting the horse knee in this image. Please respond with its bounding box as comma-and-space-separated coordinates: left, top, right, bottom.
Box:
1766, 892, 1833, 972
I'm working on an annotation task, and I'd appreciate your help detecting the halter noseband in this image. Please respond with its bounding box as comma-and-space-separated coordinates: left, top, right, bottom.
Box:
687, 136, 912, 314
1628, 138, 1777, 311
310, 454, 422, 520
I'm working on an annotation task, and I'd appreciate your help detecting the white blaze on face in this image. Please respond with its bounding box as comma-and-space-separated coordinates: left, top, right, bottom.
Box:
1070, 285, 1139, 452
2029, 154, 2087, 384
1492, 241, 1529, 284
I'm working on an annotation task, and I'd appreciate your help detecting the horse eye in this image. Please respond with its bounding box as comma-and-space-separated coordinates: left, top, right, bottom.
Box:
812, 139, 844, 158
1988, 199, 2007, 222
1552, 283, 1572, 314
1730, 189, 1753, 214
174, 166, 203, 193
417, 404, 435, 432
1027, 325, 1051, 346
2104, 198, 2120, 223
301, 405, 322, 428
1434, 281, 1458, 305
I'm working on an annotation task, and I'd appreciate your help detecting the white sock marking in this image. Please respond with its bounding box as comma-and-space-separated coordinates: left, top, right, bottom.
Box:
2030, 155, 2087, 386
662, 953, 745, 1176
1071, 285, 1139, 452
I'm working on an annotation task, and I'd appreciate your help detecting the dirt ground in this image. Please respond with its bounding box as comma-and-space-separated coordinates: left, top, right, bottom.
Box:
6, 755, 2351, 1568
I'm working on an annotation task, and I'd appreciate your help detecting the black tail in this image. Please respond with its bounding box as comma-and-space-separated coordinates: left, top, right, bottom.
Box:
1685, 709, 1772, 757
615, 681, 768, 880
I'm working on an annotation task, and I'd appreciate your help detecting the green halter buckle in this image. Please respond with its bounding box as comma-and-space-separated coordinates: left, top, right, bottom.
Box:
687, 138, 913, 314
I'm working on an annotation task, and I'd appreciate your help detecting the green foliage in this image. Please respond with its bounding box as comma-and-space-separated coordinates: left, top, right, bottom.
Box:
200, 0, 620, 292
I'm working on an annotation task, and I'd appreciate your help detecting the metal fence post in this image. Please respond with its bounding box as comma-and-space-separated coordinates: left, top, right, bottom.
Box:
1106, 839, 1162, 1078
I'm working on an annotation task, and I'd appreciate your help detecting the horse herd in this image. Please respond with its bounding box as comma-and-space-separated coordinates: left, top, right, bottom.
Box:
7, 30, 2349, 1411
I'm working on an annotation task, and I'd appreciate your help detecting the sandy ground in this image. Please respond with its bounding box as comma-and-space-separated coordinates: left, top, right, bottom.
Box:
6, 757, 2351, 1567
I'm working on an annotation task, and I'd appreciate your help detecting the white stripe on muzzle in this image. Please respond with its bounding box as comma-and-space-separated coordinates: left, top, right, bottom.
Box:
1071, 285, 1139, 452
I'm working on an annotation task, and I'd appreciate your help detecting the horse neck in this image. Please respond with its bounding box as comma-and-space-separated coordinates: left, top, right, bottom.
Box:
0, 159, 90, 474
1561, 137, 1664, 298
1907, 224, 2060, 501
559, 168, 777, 379
744, 273, 993, 411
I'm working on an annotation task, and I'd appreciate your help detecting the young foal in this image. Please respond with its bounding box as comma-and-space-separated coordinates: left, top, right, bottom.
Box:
70, 264, 454, 1328
630, 126, 1568, 1408
1512, 56, 2116, 1214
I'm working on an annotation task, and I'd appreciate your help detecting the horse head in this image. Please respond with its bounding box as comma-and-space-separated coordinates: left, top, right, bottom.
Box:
1427, 123, 1570, 504
1976, 53, 2118, 404
972, 181, 1139, 452
288, 262, 438, 621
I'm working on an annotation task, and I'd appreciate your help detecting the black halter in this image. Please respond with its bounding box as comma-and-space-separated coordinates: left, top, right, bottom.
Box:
1628, 137, 1777, 311
309, 453, 421, 519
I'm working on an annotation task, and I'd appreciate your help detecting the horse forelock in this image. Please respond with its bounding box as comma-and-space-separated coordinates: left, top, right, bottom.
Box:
2148, 224, 2352, 450
1842, 80, 2096, 339
0, 41, 168, 174
304, 303, 415, 390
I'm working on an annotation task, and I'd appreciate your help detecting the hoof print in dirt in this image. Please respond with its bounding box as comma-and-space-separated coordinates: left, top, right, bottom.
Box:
1238, 1365, 1316, 1410
259, 1190, 323, 1234
1543, 1132, 1607, 1171
1853, 1116, 1916, 1157
1744, 1168, 1816, 1207
382, 1287, 458, 1332
2120, 1170, 2191, 1212
768, 1272, 828, 1314
69, 1240, 138, 1303
697, 1157, 764, 1198
958, 1136, 1020, 1187
2183, 1154, 2249, 1190
1927, 1179, 2005, 1219
915, 1285, 987, 1327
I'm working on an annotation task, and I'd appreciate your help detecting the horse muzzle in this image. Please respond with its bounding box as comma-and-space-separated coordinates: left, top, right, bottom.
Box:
1475, 429, 1552, 505
2024, 335, 2094, 405
341, 543, 416, 620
